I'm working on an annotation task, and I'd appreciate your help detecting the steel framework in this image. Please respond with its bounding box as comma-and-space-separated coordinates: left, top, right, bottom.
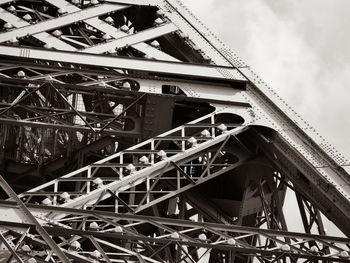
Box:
0, 0, 349, 262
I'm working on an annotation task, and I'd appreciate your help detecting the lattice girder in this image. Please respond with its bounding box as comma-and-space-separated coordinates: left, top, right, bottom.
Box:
0, 0, 349, 262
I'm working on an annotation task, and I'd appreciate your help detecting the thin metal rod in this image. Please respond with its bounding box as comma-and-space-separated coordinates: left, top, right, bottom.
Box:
100, 93, 146, 132
171, 161, 196, 185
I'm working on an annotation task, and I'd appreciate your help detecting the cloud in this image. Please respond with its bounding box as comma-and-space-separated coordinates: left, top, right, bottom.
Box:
181, 0, 350, 236
181, 0, 350, 160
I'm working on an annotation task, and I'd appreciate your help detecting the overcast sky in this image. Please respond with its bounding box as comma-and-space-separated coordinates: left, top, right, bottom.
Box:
181, 0, 349, 235
181, 0, 350, 162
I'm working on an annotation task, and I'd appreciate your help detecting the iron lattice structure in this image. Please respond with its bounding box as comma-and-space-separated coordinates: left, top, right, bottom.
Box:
0, 0, 349, 262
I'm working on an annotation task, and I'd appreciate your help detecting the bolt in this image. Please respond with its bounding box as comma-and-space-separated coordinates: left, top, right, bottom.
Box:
70, 240, 81, 250
41, 198, 52, 206
120, 25, 129, 32
154, 18, 164, 25
198, 233, 207, 240
104, 16, 114, 24
200, 129, 211, 137
59, 192, 70, 202
91, 249, 101, 258
188, 137, 197, 147
113, 226, 123, 233
170, 232, 179, 239
21, 244, 31, 252
89, 221, 99, 230
139, 156, 149, 164
93, 177, 103, 188
227, 238, 236, 245
57, 8, 66, 15
340, 251, 349, 258
103, 33, 111, 40
17, 70, 25, 77
52, 30, 62, 37
281, 244, 290, 251
150, 40, 160, 48
23, 14, 32, 21
157, 150, 167, 160
125, 164, 136, 174
217, 124, 227, 133
4, 23, 13, 29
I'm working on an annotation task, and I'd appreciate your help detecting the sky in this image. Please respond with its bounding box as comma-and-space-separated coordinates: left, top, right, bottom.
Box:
181, 0, 350, 162
181, 0, 350, 236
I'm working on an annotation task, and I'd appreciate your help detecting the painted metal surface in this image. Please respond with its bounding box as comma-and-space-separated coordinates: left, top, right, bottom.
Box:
0, 0, 349, 262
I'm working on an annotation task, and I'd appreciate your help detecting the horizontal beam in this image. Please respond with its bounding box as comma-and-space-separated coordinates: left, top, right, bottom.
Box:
0, 45, 245, 82
104, 0, 157, 5
0, 201, 348, 244
0, 59, 245, 89
0, 117, 140, 136
0, 3, 128, 43
0, 76, 250, 106
1, 221, 347, 262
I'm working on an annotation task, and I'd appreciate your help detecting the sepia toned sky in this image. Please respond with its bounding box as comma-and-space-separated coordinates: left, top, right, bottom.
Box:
181, 0, 350, 162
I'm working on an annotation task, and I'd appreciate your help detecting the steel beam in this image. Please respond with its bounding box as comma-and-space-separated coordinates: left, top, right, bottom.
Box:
0, 201, 348, 244
0, 1, 349, 262
0, 233, 24, 263
0, 45, 244, 82
104, 0, 157, 5
0, 201, 349, 262
0, 174, 70, 263
252, 128, 350, 236
45, 0, 179, 61
18, 112, 247, 211
82, 22, 178, 53
0, 8, 76, 51
0, 117, 139, 136
0, 4, 128, 43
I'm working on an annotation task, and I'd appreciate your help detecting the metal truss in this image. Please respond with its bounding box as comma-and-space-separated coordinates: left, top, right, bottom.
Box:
17, 111, 249, 212
1, 112, 349, 262
0, 0, 350, 262
1, 200, 350, 263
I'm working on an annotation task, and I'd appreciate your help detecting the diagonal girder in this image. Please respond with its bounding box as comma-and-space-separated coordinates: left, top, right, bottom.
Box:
45, 0, 180, 60
0, 3, 129, 43
0, 1, 349, 262
82, 22, 178, 54
251, 128, 350, 236
0, 7, 76, 51
18, 111, 248, 212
